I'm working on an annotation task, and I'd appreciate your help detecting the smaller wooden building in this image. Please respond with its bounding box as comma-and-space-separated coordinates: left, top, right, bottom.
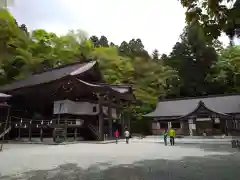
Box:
145, 94, 240, 136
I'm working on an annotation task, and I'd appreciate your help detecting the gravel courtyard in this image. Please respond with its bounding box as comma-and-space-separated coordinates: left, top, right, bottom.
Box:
0, 142, 240, 180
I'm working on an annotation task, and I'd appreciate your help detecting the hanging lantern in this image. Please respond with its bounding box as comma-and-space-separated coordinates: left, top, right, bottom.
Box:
36, 124, 39, 128
30, 120, 32, 124
41, 121, 43, 125
20, 119, 22, 124
15, 124, 18, 127
24, 124, 27, 128
50, 120, 52, 124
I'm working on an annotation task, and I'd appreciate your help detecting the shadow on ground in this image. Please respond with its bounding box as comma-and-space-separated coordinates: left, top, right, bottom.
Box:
176, 144, 240, 152
1, 152, 240, 180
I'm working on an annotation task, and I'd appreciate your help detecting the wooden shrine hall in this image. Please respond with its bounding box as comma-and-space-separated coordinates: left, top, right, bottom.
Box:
0, 60, 136, 141
145, 94, 240, 136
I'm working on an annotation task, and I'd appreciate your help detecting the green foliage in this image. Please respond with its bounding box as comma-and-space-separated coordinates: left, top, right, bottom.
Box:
180, 0, 240, 43
206, 45, 240, 92
163, 24, 218, 96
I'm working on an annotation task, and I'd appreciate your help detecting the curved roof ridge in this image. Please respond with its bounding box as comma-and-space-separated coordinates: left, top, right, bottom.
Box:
176, 101, 232, 120
0, 61, 97, 92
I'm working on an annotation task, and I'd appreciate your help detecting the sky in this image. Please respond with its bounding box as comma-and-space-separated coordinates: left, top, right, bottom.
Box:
8, 0, 232, 54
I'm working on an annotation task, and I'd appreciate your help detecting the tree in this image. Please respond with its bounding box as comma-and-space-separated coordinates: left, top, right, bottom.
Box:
89, 35, 99, 47
152, 49, 159, 60
119, 41, 131, 56
164, 24, 218, 96
98, 35, 109, 47
119, 39, 149, 58
0, 8, 32, 84
180, 0, 240, 43
91, 47, 134, 84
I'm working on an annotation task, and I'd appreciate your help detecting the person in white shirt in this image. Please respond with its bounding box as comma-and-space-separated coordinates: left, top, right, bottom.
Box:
124, 129, 130, 144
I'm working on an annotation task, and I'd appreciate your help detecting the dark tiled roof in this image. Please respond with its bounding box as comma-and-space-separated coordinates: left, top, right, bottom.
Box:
0, 61, 97, 92
145, 94, 240, 117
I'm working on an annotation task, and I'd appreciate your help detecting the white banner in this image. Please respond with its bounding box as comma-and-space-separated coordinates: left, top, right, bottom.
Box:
196, 118, 210, 122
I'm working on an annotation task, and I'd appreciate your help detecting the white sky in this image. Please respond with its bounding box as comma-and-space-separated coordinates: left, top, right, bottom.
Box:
8, 0, 232, 55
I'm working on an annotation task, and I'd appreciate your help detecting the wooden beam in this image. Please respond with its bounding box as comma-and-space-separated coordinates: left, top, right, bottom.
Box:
108, 93, 113, 137
98, 94, 104, 141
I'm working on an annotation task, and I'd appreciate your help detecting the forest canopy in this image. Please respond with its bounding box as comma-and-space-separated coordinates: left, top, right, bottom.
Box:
0, 8, 240, 115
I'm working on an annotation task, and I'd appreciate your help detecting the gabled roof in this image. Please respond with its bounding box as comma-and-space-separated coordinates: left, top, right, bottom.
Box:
145, 94, 240, 117
0, 61, 97, 92
76, 79, 136, 101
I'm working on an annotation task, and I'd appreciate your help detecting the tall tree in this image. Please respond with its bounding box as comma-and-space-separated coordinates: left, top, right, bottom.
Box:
152, 49, 159, 60
98, 35, 109, 47
89, 35, 99, 47
165, 24, 218, 96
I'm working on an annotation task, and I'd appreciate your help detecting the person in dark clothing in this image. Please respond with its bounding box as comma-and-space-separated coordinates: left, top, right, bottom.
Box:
163, 129, 168, 146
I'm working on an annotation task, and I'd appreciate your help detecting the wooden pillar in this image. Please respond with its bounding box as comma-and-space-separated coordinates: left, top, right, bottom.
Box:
120, 103, 125, 136
116, 99, 121, 135
108, 93, 113, 137
225, 119, 229, 136
18, 121, 21, 140
98, 94, 104, 141
74, 128, 77, 140
64, 118, 67, 141
193, 117, 197, 135
40, 121, 43, 142
127, 103, 131, 131
40, 128, 43, 142
28, 121, 32, 141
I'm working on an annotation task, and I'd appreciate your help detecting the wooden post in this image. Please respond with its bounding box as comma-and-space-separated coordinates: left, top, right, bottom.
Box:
121, 108, 125, 136
74, 128, 77, 140
127, 103, 131, 131
64, 118, 67, 141
98, 94, 104, 141
40, 121, 43, 142
40, 128, 43, 142
18, 119, 22, 140
28, 121, 32, 141
116, 99, 121, 135
108, 93, 113, 137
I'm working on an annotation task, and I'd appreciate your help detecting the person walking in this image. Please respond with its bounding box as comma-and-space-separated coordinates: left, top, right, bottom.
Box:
168, 128, 176, 146
163, 129, 168, 146
124, 128, 130, 144
115, 129, 119, 144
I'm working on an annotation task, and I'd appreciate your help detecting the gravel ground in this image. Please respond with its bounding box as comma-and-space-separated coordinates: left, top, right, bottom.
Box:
0, 141, 239, 180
